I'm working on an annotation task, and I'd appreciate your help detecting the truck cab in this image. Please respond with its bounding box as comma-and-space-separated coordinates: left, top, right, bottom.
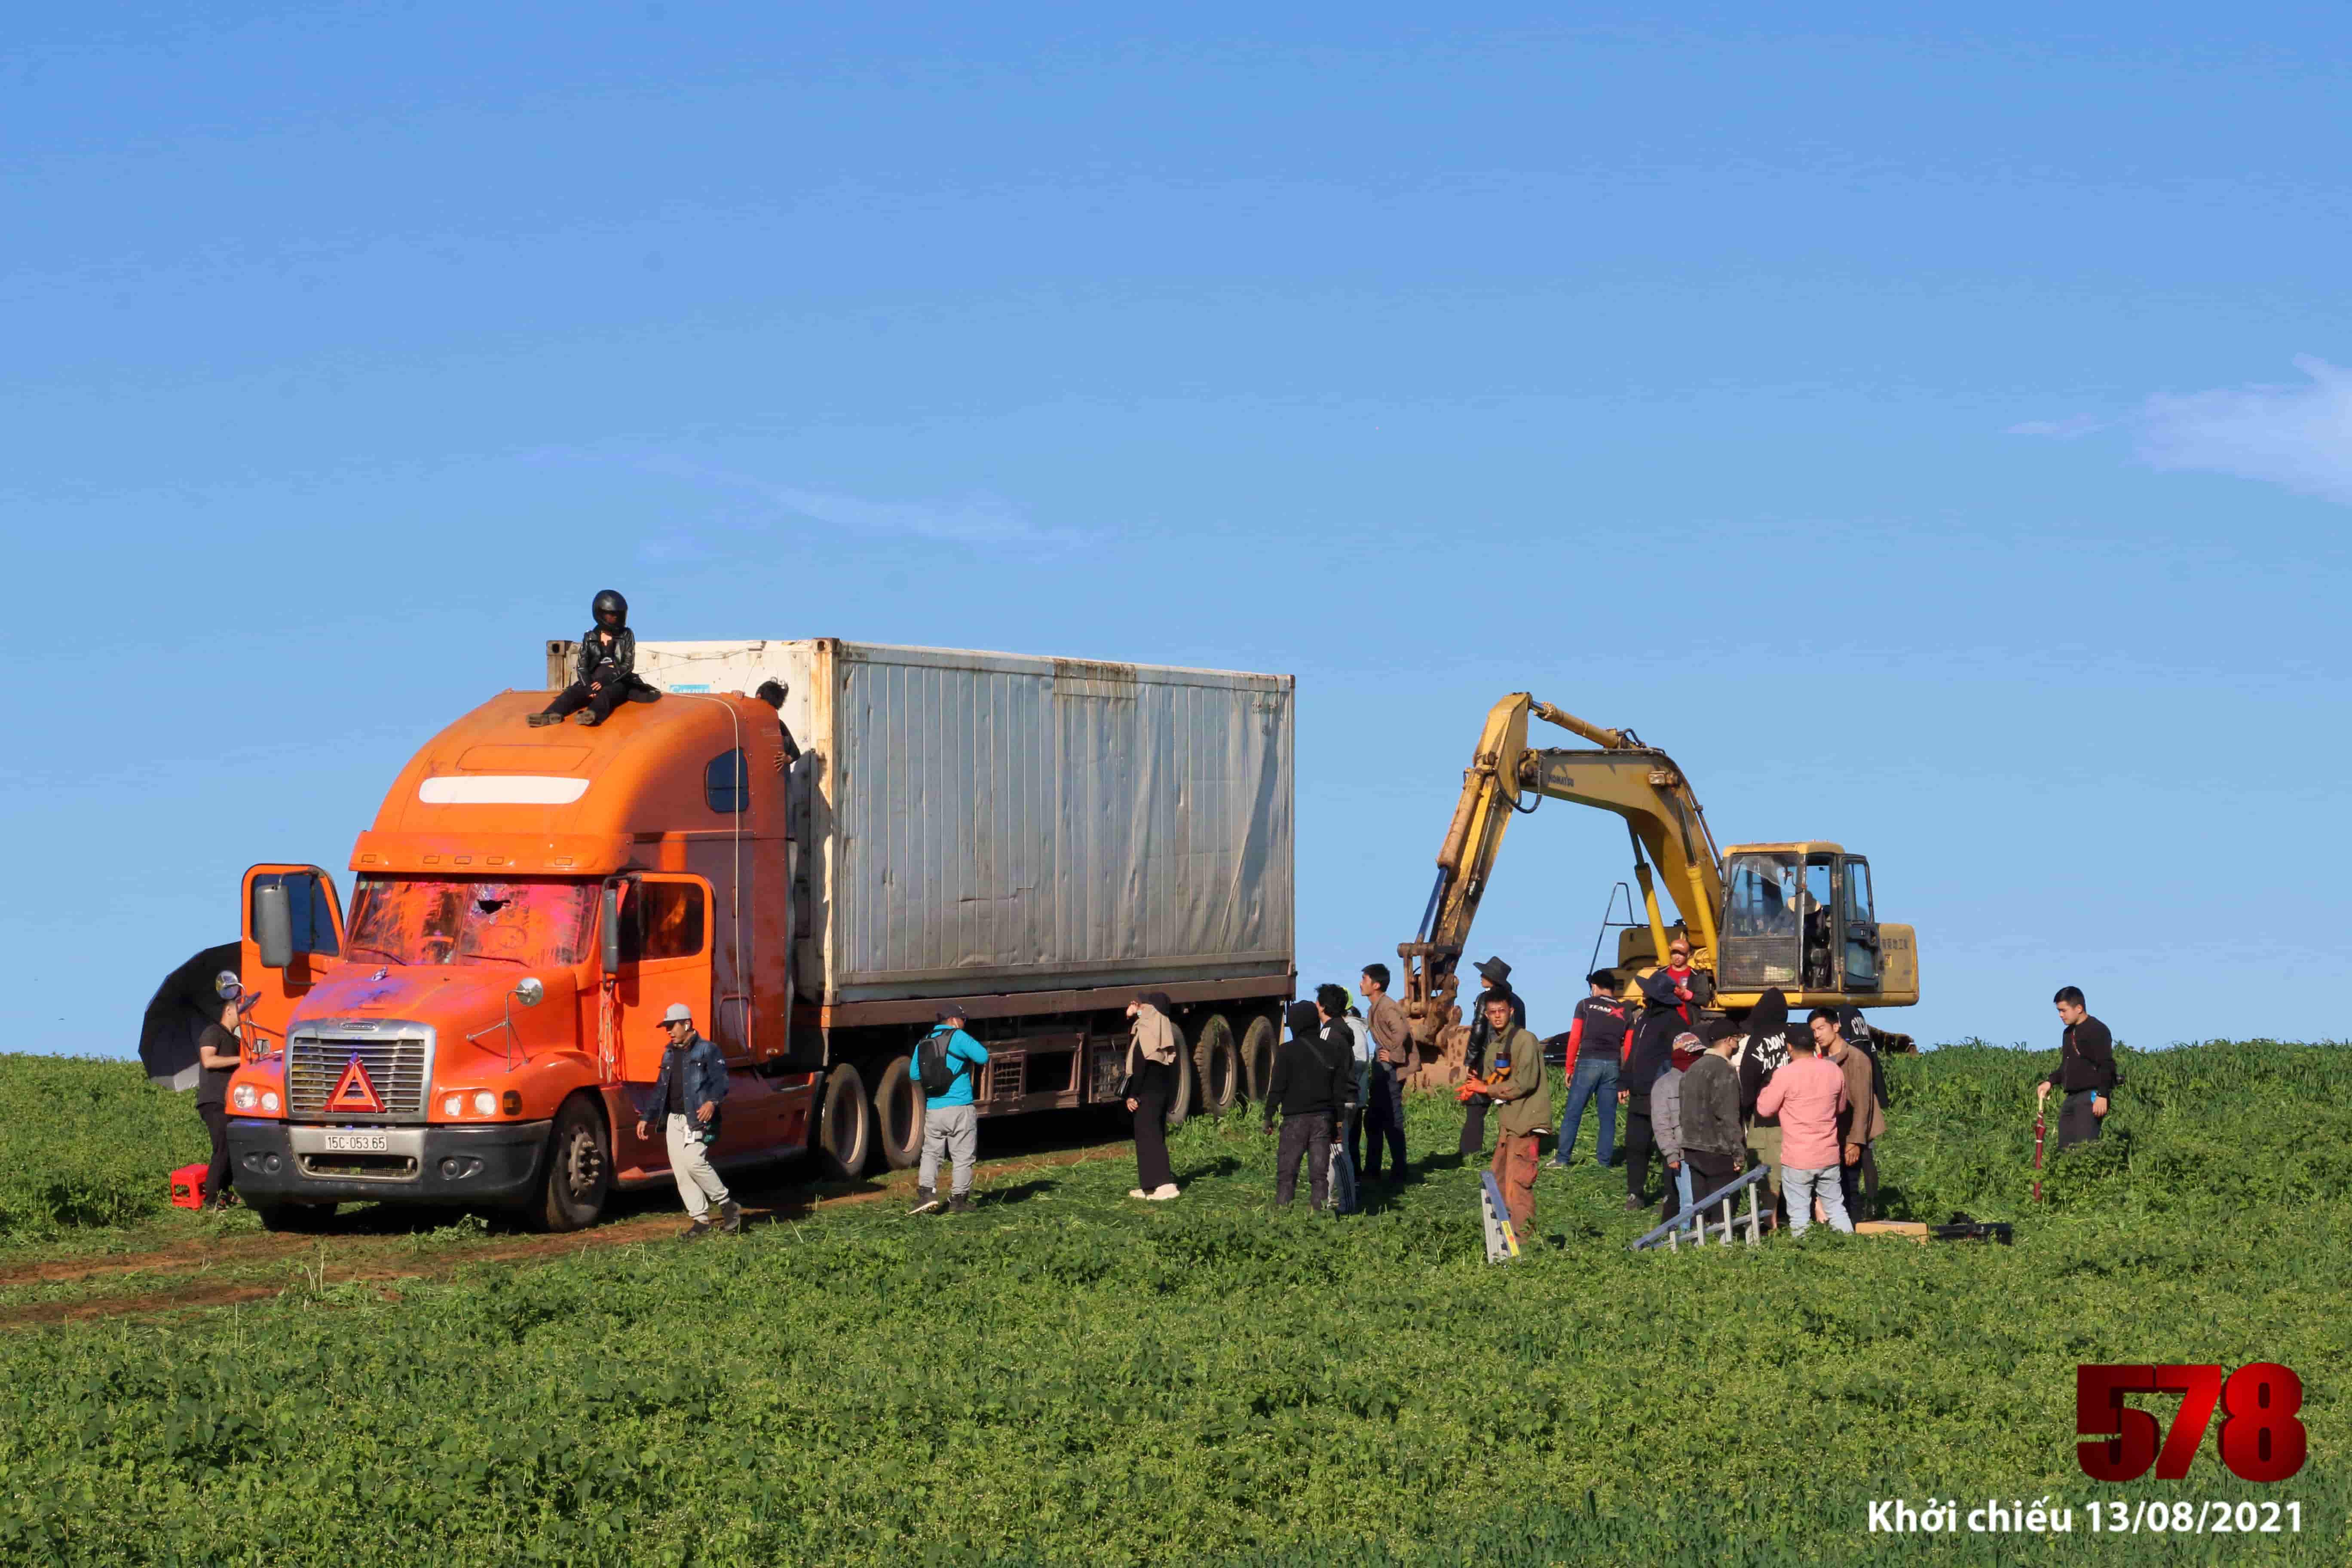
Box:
224, 689, 815, 1231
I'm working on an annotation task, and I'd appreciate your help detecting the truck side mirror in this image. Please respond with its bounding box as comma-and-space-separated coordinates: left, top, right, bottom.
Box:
601, 882, 622, 974
254, 881, 294, 970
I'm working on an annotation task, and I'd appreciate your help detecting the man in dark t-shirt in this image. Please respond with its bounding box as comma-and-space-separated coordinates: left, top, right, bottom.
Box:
2038, 985, 2116, 1151
194, 1000, 245, 1210
1549, 971, 1628, 1170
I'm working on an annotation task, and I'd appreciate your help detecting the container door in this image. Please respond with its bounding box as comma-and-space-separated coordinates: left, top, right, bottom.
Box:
1840, 857, 1881, 991
239, 865, 344, 1056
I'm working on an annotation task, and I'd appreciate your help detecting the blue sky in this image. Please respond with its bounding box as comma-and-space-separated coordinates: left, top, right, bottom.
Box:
8, 3, 2349, 1055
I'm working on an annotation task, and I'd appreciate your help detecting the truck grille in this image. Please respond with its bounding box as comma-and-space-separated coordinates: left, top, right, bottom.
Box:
288, 1026, 434, 1121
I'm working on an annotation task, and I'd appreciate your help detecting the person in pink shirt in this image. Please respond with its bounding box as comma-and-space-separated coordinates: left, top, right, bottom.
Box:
1755, 1008, 1854, 1236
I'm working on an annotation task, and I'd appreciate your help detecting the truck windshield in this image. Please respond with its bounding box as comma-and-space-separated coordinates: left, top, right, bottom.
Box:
344, 876, 597, 968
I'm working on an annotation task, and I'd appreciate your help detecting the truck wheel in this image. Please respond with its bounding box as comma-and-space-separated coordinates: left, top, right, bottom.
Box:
1238, 1014, 1276, 1105
530, 1094, 611, 1232
819, 1063, 871, 1179
252, 1201, 340, 1234
873, 1055, 924, 1170
1192, 1014, 1238, 1116
1165, 1021, 1194, 1130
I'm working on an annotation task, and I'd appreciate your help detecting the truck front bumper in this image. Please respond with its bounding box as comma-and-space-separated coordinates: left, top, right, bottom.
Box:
227, 1120, 552, 1207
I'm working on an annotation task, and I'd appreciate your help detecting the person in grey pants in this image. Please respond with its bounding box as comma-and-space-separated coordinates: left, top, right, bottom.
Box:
912, 1006, 990, 1214
636, 1003, 739, 1239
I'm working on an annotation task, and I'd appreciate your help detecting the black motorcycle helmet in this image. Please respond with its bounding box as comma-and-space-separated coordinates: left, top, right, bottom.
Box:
591, 589, 628, 630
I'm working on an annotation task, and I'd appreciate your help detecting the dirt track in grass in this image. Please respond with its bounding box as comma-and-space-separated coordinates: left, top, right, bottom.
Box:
0, 1138, 1131, 1327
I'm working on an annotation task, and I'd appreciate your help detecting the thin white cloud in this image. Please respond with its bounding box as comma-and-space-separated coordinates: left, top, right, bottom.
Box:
635, 456, 1095, 550
2004, 413, 2108, 439
2012, 356, 2352, 505
2135, 356, 2352, 504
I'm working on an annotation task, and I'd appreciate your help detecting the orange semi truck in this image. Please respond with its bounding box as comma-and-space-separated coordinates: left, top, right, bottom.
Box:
223, 639, 1296, 1231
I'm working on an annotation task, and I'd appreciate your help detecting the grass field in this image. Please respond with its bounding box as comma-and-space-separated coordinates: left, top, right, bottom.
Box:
0, 1041, 2343, 1565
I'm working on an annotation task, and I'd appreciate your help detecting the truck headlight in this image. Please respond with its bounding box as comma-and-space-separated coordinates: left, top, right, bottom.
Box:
443, 1094, 464, 1117
472, 1090, 497, 1116
260, 1091, 281, 1113
232, 1084, 258, 1111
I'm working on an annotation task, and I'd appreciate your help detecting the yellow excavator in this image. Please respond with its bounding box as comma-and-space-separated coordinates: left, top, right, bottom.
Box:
1397, 693, 1919, 1082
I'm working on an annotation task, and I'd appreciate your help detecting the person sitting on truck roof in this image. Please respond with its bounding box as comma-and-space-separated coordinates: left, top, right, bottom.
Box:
753, 680, 803, 772
910, 1006, 988, 1216
1121, 993, 1183, 1201
531, 589, 660, 728
634, 1003, 740, 1240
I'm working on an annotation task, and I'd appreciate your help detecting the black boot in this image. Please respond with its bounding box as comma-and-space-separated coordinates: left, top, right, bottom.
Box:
679, 1219, 714, 1241
527, 711, 562, 727
909, 1188, 941, 1215
949, 1194, 974, 1214
718, 1200, 742, 1235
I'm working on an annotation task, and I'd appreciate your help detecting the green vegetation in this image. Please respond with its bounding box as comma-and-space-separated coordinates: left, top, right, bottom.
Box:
0, 1056, 208, 1240
0, 1041, 2343, 1565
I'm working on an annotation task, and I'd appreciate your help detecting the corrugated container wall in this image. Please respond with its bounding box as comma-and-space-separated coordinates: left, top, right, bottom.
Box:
604, 640, 1295, 1005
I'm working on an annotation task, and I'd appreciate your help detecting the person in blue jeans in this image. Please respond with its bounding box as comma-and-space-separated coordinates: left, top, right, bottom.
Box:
1550, 971, 1629, 1169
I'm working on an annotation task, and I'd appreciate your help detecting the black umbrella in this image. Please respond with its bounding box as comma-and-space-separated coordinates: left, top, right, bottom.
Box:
138, 942, 240, 1089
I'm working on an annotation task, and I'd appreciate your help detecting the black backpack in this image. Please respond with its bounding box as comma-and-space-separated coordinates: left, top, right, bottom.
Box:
919, 1028, 959, 1097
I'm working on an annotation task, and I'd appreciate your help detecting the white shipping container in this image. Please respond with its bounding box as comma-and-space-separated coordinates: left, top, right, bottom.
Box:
555, 638, 1295, 1006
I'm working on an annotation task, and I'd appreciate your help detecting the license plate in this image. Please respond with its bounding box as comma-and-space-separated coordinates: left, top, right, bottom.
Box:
323, 1132, 389, 1152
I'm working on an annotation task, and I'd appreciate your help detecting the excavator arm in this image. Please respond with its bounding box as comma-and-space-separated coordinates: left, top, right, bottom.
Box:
1397, 693, 1725, 1060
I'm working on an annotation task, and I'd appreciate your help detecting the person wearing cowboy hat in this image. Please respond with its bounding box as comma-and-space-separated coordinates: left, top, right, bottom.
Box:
635, 1003, 739, 1239
1458, 956, 1526, 1157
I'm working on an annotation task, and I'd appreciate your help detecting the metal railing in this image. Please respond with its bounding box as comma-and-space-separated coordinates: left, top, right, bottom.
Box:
1629, 1164, 1770, 1251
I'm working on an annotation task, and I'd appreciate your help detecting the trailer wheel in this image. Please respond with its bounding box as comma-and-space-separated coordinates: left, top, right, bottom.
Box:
819, 1063, 872, 1179
1165, 1021, 1194, 1130
873, 1055, 924, 1170
251, 1201, 340, 1234
529, 1093, 611, 1233
1238, 1014, 1276, 1105
1191, 1014, 1238, 1116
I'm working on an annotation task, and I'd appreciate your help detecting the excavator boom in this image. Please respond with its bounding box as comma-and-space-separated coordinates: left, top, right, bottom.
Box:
1399, 692, 1915, 1068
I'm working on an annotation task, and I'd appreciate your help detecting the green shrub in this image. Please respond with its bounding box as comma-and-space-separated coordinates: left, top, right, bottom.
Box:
0, 1056, 208, 1240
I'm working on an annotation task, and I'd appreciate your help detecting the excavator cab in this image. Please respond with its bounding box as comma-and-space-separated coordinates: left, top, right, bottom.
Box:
1718, 843, 1881, 999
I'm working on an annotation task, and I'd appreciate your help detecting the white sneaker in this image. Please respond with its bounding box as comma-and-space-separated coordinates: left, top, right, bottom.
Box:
1145, 1184, 1181, 1201
1127, 1188, 1150, 1199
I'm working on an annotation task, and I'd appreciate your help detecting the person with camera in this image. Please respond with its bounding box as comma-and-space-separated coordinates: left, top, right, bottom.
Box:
911, 1004, 989, 1215
2038, 986, 2116, 1152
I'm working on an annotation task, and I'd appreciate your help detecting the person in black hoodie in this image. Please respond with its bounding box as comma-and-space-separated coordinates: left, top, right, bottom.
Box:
1458, 956, 1526, 1157
1617, 935, 1705, 1210
1735, 988, 1795, 1231
2037, 986, 2116, 1151
532, 589, 661, 727
1264, 1000, 1352, 1211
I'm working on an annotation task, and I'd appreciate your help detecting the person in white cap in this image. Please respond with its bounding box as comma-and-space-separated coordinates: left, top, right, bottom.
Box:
635, 1003, 739, 1238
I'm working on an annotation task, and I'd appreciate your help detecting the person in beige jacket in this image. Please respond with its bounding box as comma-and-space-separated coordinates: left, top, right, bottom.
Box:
1464, 994, 1548, 1235
1358, 963, 1415, 1183
1823, 1018, 1888, 1222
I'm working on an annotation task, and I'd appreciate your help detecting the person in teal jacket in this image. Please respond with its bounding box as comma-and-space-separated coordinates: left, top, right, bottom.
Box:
912, 1006, 989, 1214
